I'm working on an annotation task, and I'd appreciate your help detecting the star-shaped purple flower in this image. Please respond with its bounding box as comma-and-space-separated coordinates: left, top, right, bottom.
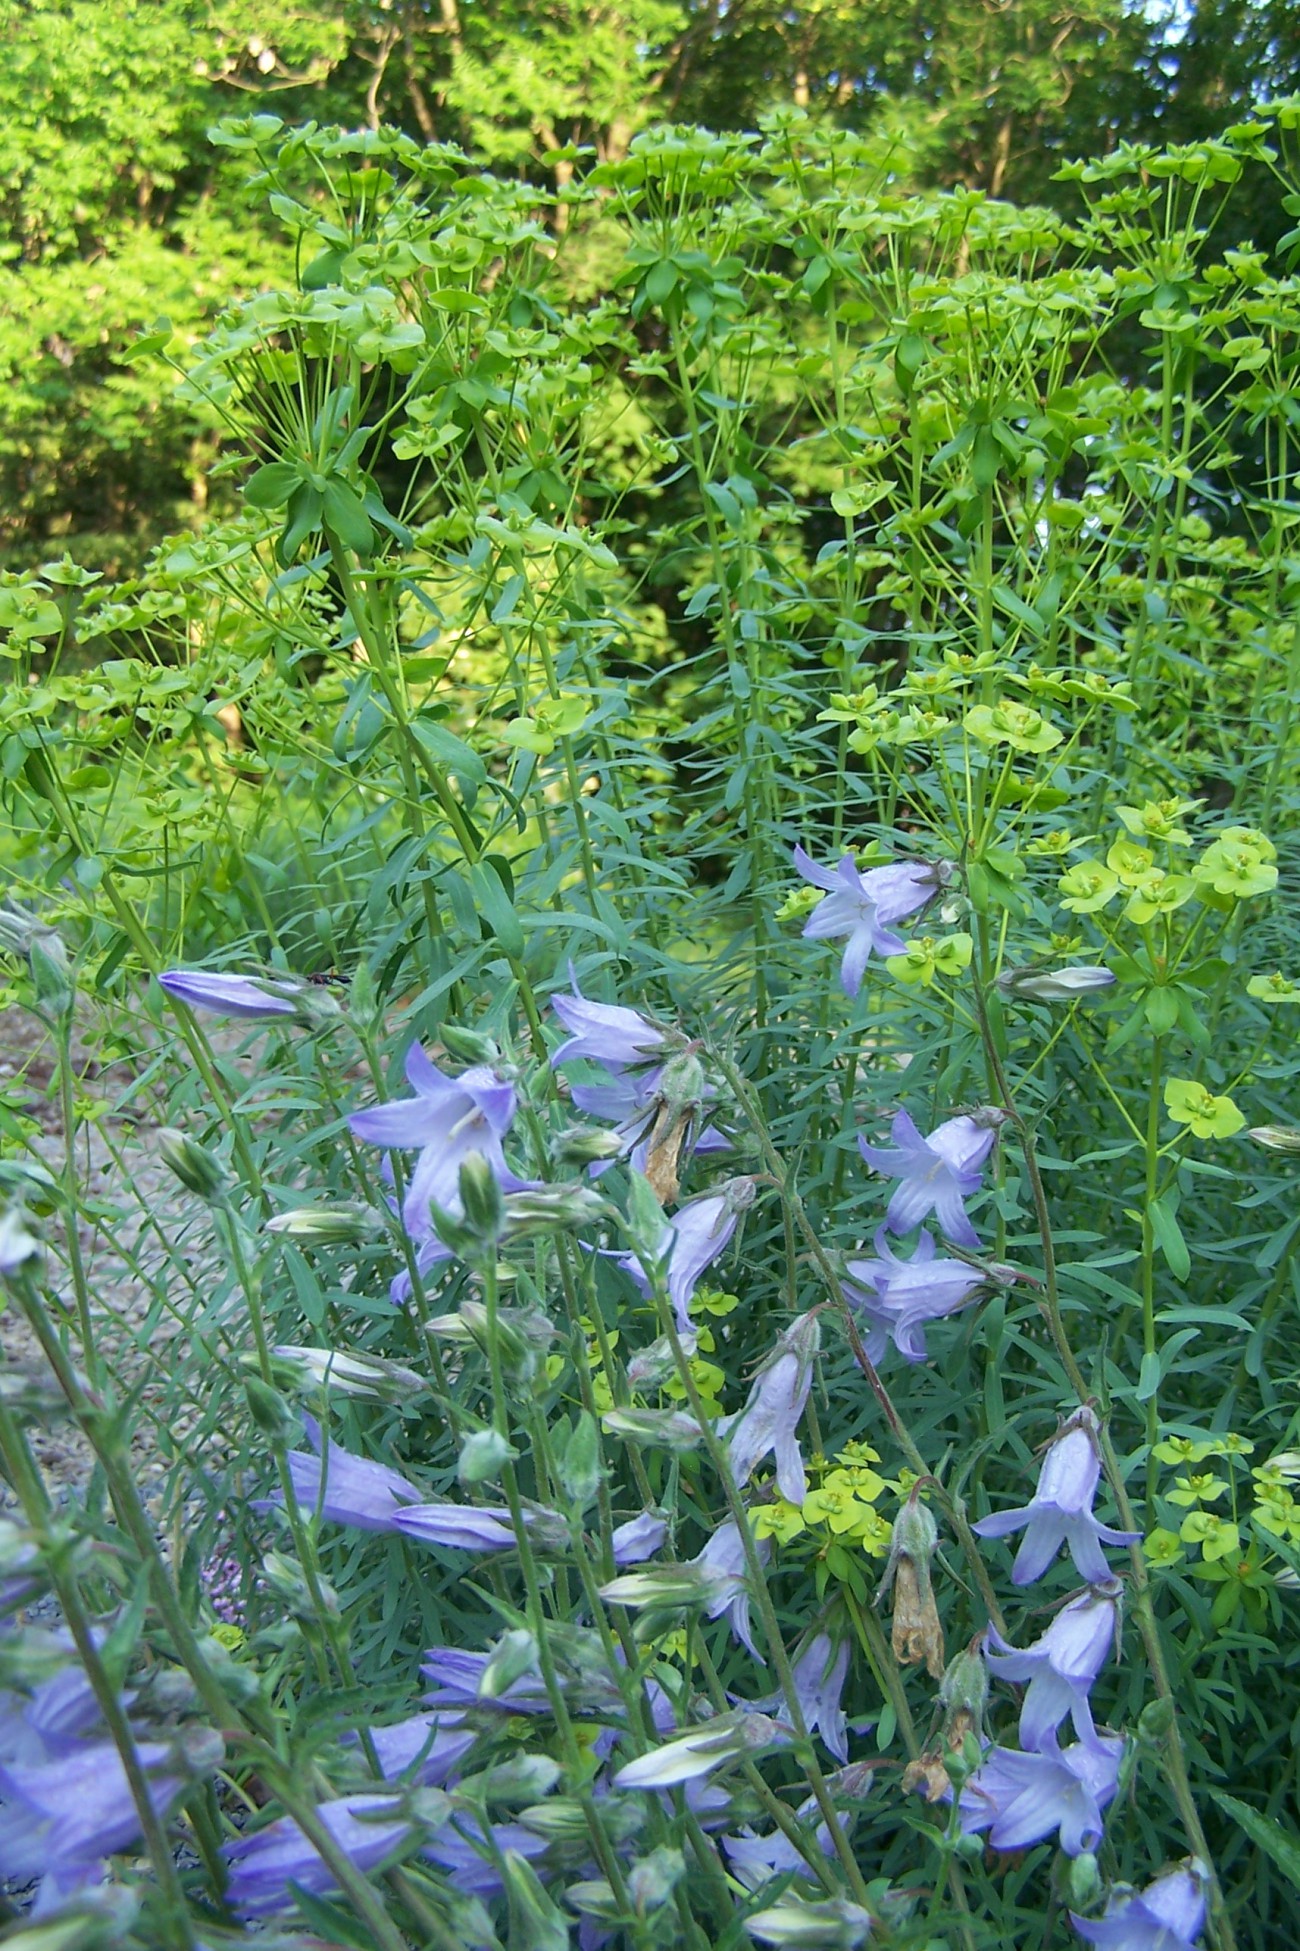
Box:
793, 845, 942, 997
958, 1732, 1124, 1856
844, 1227, 988, 1362
350, 1044, 524, 1239
972, 1408, 1140, 1586
858, 1109, 1001, 1247
1070, 1860, 1207, 1950
984, 1580, 1120, 1753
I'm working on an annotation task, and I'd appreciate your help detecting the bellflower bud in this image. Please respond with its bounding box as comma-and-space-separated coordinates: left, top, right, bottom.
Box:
261, 1550, 339, 1621
268, 1346, 428, 1403
157, 1128, 228, 1203
1249, 1124, 1300, 1153
439, 1024, 502, 1066
264, 1204, 382, 1244
458, 1428, 517, 1485
998, 965, 1115, 1001
503, 1848, 570, 1951
627, 1844, 686, 1911
479, 1629, 540, 1700
746, 1896, 876, 1948
0, 1206, 41, 1278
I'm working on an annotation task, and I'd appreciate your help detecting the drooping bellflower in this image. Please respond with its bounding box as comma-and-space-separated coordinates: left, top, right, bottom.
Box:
551, 978, 727, 1189
1069, 1860, 1207, 1951
259, 1415, 421, 1533
984, 1581, 1121, 1753
843, 1229, 987, 1363
357, 1712, 477, 1785
693, 1520, 771, 1660
158, 969, 301, 1019
718, 1313, 819, 1505
858, 1110, 1001, 1248
776, 1632, 851, 1763
619, 1181, 754, 1338
972, 1408, 1140, 1586
0, 1738, 186, 1905
611, 1512, 670, 1564
957, 1733, 1124, 1857
224, 1793, 414, 1918
793, 844, 943, 997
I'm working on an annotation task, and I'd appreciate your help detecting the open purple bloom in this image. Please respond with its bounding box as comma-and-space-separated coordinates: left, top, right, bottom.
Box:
0, 1738, 183, 1895
619, 1181, 754, 1338
611, 1512, 670, 1564
693, 1520, 770, 1660
958, 1733, 1123, 1856
552, 979, 727, 1178
972, 1408, 1140, 1586
985, 1582, 1120, 1753
718, 1314, 818, 1505
263, 1416, 420, 1533
723, 1822, 835, 1890
225, 1793, 413, 1918
794, 845, 941, 997
551, 984, 669, 1070
353, 1712, 477, 1785
0, 1632, 117, 1764
349, 1045, 523, 1237
390, 1502, 526, 1552
858, 1110, 1000, 1248
158, 969, 301, 1019
844, 1228, 987, 1363
421, 1647, 550, 1714
780, 1633, 851, 1763
422, 1814, 548, 1897
1070, 1861, 1207, 1950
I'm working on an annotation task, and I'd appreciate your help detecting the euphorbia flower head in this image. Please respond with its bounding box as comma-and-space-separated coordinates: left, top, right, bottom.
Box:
958, 1733, 1124, 1856
718, 1313, 819, 1505
224, 1793, 414, 1918
620, 1180, 755, 1338
1070, 1860, 1207, 1950
985, 1580, 1121, 1752
858, 1109, 1002, 1248
794, 844, 944, 997
349, 1044, 523, 1237
972, 1407, 1140, 1585
844, 1228, 989, 1363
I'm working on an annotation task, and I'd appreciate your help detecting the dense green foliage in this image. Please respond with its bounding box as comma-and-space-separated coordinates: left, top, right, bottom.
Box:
2, 0, 1300, 567
3, 103, 1300, 1948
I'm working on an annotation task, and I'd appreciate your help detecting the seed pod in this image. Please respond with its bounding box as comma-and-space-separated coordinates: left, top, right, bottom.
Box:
879, 1489, 945, 1678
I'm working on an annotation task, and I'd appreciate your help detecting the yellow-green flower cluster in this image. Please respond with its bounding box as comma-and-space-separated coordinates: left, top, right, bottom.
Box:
1057, 811, 1276, 924
1144, 1431, 1298, 1570
752, 1440, 893, 1557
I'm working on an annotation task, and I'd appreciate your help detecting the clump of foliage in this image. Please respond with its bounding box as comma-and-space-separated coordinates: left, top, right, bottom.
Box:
3, 105, 1300, 1951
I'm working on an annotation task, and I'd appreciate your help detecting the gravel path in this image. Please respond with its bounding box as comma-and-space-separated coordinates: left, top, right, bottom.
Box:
0, 1004, 224, 1511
